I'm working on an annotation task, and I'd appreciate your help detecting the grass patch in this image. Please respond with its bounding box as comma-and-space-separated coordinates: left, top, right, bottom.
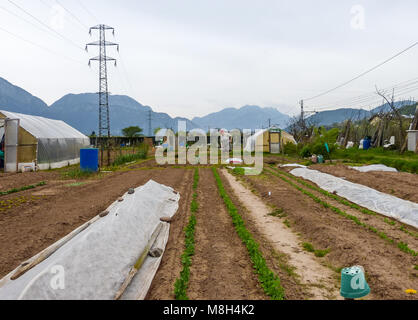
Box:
272, 250, 299, 280
283, 219, 291, 228
232, 167, 246, 176
65, 182, 87, 188
0, 181, 46, 196
334, 148, 418, 174
112, 146, 148, 167
268, 208, 287, 218
303, 242, 330, 257
384, 218, 396, 226
302, 242, 315, 253
213, 167, 285, 300
62, 168, 98, 179
174, 168, 199, 300
265, 168, 417, 257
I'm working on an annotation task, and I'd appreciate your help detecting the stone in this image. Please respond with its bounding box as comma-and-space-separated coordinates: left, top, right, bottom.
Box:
149, 248, 163, 258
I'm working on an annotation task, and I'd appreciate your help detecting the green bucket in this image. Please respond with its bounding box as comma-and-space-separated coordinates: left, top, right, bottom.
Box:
317, 155, 324, 164
340, 266, 370, 299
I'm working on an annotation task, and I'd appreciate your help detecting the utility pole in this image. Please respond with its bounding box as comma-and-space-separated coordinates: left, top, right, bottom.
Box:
148, 110, 152, 137
300, 99, 305, 130
86, 24, 119, 167
268, 118, 271, 128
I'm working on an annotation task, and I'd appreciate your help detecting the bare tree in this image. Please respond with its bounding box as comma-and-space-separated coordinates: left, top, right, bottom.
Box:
375, 87, 407, 152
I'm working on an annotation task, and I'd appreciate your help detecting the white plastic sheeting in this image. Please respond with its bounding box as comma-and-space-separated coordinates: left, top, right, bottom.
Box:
0, 111, 88, 139
280, 164, 307, 168
0, 180, 180, 300
349, 164, 398, 173
290, 168, 418, 229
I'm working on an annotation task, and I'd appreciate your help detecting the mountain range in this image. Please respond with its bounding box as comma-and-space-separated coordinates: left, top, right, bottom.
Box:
0, 77, 415, 135
306, 100, 415, 127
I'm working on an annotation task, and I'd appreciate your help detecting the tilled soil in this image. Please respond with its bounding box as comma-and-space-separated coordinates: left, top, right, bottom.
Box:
269, 167, 418, 253
241, 170, 418, 300
0, 166, 192, 279
186, 169, 266, 300
0, 171, 60, 191
311, 164, 418, 203
221, 169, 341, 300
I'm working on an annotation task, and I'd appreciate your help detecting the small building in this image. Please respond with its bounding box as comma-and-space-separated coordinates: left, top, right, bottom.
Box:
407, 130, 418, 153
0, 110, 90, 172
244, 127, 297, 154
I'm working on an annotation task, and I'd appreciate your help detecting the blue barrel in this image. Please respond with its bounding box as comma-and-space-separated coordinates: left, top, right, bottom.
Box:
363, 139, 371, 150
317, 155, 324, 164
80, 149, 99, 172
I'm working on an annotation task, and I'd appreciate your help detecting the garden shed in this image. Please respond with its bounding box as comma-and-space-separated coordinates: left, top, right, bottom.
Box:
0, 110, 90, 172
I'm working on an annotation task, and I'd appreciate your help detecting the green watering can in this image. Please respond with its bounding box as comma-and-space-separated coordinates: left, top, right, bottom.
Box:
340, 266, 370, 299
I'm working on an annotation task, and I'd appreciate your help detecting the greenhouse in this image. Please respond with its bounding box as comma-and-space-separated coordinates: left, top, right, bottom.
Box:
0, 110, 90, 172
244, 126, 297, 153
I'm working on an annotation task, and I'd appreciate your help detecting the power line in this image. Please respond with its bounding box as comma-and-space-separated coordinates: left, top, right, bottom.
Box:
76, 0, 99, 24
0, 3, 65, 41
54, 0, 89, 30
308, 77, 418, 112
303, 41, 418, 102
0, 24, 84, 64
7, 0, 85, 51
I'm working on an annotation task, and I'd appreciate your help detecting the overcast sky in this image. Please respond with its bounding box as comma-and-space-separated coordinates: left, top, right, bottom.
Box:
0, 0, 417, 118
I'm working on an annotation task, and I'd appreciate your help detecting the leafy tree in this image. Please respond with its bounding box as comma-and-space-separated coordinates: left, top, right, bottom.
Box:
122, 126, 143, 137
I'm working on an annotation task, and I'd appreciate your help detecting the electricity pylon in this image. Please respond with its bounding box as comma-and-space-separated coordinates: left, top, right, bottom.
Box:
86, 24, 119, 166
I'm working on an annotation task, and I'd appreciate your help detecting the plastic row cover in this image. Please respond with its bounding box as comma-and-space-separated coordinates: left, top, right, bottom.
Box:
290, 168, 418, 229
0, 180, 180, 300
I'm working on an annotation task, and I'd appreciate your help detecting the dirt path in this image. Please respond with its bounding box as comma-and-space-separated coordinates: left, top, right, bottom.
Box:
311, 164, 418, 203
221, 169, 341, 300
186, 169, 266, 300
240, 170, 418, 300
0, 167, 191, 279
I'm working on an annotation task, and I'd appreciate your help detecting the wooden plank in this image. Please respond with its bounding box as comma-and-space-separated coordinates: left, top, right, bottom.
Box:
9, 215, 102, 281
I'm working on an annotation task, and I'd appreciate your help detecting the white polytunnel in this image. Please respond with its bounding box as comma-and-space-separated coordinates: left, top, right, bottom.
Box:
0, 110, 90, 172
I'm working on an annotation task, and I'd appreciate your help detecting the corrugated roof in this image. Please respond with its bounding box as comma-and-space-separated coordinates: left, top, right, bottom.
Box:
0, 110, 88, 139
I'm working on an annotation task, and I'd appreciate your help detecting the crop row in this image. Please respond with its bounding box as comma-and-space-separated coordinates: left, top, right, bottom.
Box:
174, 168, 200, 300
265, 168, 417, 257
212, 167, 285, 300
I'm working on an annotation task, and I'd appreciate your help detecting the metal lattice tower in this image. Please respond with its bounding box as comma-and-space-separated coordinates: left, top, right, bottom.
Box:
86, 24, 119, 166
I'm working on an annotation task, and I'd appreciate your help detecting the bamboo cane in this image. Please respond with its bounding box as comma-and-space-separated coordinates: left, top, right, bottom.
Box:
114, 222, 164, 300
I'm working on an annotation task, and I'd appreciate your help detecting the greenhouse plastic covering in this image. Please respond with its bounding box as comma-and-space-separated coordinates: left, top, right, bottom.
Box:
0, 111, 90, 164
290, 168, 418, 229
0, 180, 180, 300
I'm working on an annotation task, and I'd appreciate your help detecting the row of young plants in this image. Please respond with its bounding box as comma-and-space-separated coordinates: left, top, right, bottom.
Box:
265, 168, 417, 257
212, 167, 286, 300
0, 181, 46, 196
270, 166, 418, 240
174, 168, 199, 300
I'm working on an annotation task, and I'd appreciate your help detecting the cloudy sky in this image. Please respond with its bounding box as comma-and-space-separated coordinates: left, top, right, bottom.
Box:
0, 0, 417, 118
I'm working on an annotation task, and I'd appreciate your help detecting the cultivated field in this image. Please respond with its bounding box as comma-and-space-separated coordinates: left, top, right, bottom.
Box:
0, 156, 417, 300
